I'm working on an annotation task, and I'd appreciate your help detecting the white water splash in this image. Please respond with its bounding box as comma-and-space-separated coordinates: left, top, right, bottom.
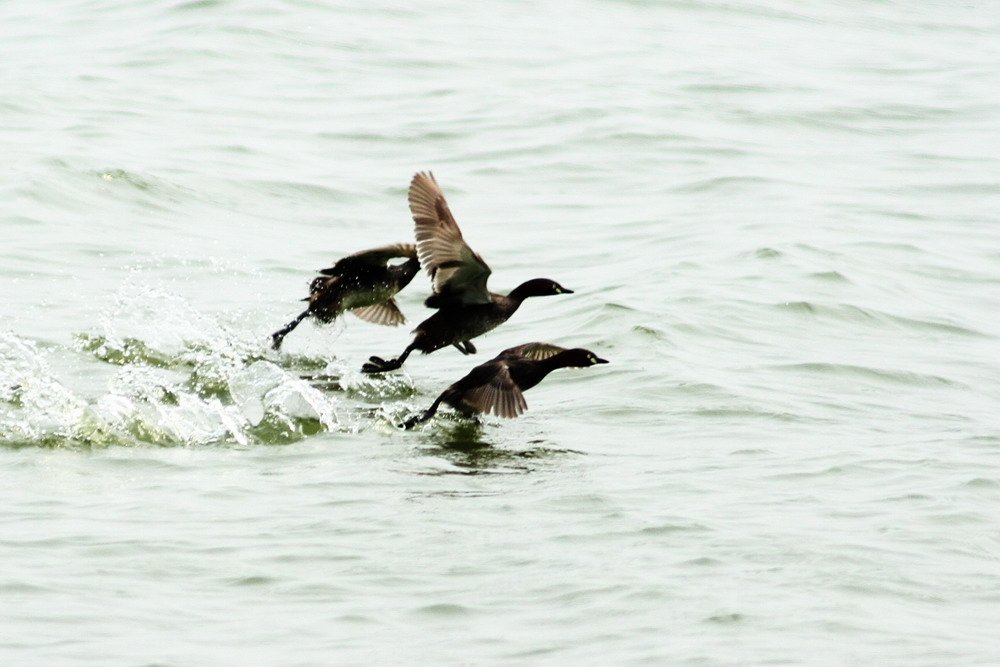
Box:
2, 283, 344, 447
0, 331, 88, 442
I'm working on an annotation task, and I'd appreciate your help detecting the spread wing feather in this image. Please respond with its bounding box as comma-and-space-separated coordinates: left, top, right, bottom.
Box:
351, 299, 406, 326
321, 243, 417, 276
463, 363, 528, 418
498, 342, 567, 361
408, 172, 492, 305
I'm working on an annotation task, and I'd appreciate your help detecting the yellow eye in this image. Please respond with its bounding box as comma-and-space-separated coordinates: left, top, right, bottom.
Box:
587, 354, 596, 363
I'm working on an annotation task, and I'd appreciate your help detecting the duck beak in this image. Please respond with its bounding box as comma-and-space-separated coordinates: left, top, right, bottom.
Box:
595, 357, 609, 364
563, 288, 575, 294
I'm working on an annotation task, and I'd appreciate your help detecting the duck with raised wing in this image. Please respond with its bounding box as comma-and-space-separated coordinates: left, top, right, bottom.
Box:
400, 342, 608, 428
362, 172, 572, 373
271, 243, 419, 350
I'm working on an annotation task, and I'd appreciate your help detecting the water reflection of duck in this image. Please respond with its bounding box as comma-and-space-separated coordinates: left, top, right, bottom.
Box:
363, 172, 572, 373
271, 244, 419, 350
401, 342, 608, 428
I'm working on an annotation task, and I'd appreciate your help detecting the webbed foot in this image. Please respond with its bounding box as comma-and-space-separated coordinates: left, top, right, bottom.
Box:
452, 340, 477, 355
362, 356, 402, 374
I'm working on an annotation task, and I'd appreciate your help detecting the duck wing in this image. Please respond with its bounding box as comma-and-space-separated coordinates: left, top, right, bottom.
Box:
462, 362, 528, 418
320, 243, 417, 276
498, 342, 568, 361
408, 172, 492, 305
351, 298, 406, 326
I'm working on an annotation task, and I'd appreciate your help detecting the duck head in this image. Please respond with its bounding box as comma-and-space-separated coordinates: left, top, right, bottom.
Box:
553, 348, 609, 368
509, 278, 574, 300
390, 255, 422, 286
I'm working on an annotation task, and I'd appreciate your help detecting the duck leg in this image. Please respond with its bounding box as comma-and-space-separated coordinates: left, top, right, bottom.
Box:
271, 310, 310, 350
400, 394, 446, 429
362, 341, 417, 374
452, 340, 477, 355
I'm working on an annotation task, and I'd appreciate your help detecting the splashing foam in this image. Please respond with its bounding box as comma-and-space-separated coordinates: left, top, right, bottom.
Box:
2, 283, 342, 448
0, 332, 88, 444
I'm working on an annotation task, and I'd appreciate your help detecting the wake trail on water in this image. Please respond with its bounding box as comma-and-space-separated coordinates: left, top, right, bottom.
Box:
0, 282, 418, 449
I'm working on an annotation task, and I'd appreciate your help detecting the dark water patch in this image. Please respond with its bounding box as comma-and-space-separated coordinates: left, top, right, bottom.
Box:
880, 493, 933, 503
808, 270, 851, 283
303, 373, 344, 392
410, 421, 581, 475
670, 380, 721, 394
769, 362, 962, 388
171, 0, 227, 11
685, 407, 807, 423
77, 245, 138, 259
731, 108, 881, 134
824, 103, 958, 124
631, 324, 673, 343
704, 612, 746, 625
887, 313, 985, 338
729, 448, 774, 456
788, 243, 846, 259
457, 140, 571, 165
667, 320, 762, 347
242, 179, 355, 203
0, 99, 33, 114
215, 143, 256, 155
226, 575, 276, 587
336, 614, 376, 624
639, 523, 711, 536
245, 414, 326, 445
262, 263, 312, 277
905, 151, 1000, 165
678, 557, 722, 567
672, 175, 780, 193
963, 435, 1000, 448
320, 129, 466, 145
682, 82, 773, 95
833, 580, 944, 603
839, 240, 929, 255
673, 144, 753, 158
598, 302, 637, 313
888, 182, 1000, 196
273, 353, 334, 373
907, 262, 1000, 285
862, 208, 935, 222
963, 478, 1000, 488
18, 163, 199, 215
338, 374, 417, 402
771, 301, 986, 337
767, 462, 886, 481
0, 427, 145, 452
593, 131, 754, 158
75, 334, 178, 369
5, 215, 43, 227
605, 0, 828, 26
753, 247, 782, 259
0, 582, 52, 594
412, 603, 473, 617
595, 130, 691, 144
924, 510, 991, 526
507, 646, 565, 660
0, 436, 85, 451
94, 169, 155, 191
